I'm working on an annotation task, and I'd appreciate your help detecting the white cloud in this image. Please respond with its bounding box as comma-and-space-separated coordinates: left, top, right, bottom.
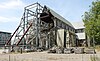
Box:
0, 16, 19, 23
0, 0, 25, 9
0, 0, 25, 23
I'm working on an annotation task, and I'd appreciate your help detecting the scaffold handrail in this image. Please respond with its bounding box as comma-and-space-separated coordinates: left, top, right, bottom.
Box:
16, 23, 33, 46
5, 25, 20, 45
5, 16, 24, 46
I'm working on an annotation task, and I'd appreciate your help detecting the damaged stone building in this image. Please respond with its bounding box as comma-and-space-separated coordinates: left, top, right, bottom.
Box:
5, 3, 86, 51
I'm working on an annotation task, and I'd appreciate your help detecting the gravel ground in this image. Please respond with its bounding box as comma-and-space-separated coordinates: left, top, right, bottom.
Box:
0, 51, 100, 61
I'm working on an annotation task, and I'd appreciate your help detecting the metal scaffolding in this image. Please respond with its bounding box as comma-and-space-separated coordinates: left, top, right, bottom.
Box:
5, 3, 56, 51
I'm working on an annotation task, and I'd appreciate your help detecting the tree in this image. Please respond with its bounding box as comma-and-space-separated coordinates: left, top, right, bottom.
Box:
82, 0, 100, 45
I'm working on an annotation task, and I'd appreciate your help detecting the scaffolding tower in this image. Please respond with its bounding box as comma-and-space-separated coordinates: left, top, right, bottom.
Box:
5, 3, 56, 51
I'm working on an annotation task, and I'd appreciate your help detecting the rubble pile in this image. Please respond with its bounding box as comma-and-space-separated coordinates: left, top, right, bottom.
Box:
74, 47, 84, 54
48, 46, 96, 54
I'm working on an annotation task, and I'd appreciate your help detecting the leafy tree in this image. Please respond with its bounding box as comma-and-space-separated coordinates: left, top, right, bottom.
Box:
82, 0, 100, 45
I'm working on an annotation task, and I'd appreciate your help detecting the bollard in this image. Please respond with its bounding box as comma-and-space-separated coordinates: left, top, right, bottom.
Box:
20, 47, 22, 54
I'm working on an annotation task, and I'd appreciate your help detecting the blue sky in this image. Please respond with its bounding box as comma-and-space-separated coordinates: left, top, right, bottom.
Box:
0, 0, 94, 33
